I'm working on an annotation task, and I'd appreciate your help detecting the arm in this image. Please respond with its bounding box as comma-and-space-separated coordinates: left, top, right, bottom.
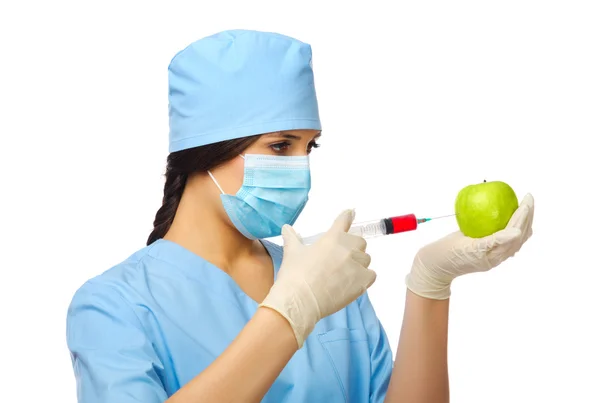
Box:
67, 283, 169, 403
168, 307, 297, 403
67, 283, 297, 403
68, 210, 377, 402
384, 290, 450, 403
384, 194, 534, 403
180, 210, 376, 402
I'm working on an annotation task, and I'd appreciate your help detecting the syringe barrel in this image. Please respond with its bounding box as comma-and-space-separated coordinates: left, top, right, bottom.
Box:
384, 214, 418, 234
347, 219, 387, 239
300, 219, 387, 245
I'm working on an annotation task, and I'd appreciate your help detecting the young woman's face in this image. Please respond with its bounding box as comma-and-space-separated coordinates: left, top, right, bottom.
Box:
209, 130, 321, 197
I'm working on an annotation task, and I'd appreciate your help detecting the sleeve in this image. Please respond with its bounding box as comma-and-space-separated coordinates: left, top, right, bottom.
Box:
66, 282, 169, 403
358, 292, 394, 403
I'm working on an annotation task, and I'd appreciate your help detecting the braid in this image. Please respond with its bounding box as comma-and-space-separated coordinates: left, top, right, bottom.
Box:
146, 167, 187, 245
146, 135, 261, 246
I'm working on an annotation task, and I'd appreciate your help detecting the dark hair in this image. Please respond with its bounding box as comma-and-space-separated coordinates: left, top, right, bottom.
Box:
146, 135, 261, 245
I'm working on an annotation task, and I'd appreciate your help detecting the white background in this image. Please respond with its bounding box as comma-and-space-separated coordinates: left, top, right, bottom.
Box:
1, 1, 599, 402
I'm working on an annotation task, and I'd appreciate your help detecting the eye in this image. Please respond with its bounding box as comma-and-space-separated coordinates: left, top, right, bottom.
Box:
307, 141, 321, 154
270, 141, 291, 153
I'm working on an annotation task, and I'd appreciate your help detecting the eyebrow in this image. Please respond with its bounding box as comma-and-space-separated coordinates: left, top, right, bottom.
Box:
266, 131, 322, 140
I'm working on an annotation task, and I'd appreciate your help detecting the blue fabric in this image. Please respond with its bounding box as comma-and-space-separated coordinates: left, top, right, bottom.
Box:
220, 154, 311, 240
66, 239, 393, 402
168, 29, 322, 152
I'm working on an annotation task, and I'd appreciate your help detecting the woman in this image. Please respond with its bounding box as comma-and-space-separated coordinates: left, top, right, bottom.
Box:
66, 29, 534, 403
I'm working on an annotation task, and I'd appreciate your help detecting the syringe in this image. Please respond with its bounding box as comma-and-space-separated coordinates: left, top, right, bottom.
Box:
300, 213, 454, 245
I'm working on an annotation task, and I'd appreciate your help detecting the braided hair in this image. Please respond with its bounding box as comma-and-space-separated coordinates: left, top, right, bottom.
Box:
146, 135, 260, 245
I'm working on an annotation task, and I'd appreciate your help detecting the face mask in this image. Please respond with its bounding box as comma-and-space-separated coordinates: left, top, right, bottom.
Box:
208, 154, 311, 240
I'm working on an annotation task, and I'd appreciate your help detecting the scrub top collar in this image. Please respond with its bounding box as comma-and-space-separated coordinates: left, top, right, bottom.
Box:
147, 238, 284, 304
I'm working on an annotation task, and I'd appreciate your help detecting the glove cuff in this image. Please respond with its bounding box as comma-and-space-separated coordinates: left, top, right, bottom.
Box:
405, 271, 452, 300
259, 284, 319, 349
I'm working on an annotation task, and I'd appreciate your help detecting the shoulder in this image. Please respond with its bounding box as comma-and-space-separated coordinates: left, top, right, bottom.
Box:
66, 244, 166, 351
65, 245, 170, 402
67, 242, 161, 316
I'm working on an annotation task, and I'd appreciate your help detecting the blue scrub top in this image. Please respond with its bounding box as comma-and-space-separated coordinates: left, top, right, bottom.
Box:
66, 239, 394, 402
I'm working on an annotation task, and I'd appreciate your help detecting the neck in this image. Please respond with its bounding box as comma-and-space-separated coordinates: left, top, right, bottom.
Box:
164, 175, 257, 272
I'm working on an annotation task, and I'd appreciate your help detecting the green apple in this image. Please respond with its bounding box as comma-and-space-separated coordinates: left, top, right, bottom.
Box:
455, 180, 518, 238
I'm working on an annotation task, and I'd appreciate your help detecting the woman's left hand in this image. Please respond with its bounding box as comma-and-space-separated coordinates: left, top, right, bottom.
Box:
405, 193, 535, 300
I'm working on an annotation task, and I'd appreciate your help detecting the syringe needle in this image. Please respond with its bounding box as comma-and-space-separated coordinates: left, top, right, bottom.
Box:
429, 213, 456, 220
418, 214, 456, 223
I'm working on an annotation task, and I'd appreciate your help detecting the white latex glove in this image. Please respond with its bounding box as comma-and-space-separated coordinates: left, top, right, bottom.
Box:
259, 209, 377, 348
406, 193, 535, 300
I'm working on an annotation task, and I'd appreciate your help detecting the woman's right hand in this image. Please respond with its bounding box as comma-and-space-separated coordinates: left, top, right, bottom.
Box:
259, 209, 377, 348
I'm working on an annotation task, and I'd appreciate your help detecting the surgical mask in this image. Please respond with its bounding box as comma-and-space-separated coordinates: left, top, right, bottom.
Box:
208, 154, 311, 240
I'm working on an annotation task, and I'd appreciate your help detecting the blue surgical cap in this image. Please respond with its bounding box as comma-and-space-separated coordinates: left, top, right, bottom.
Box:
167, 29, 322, 152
